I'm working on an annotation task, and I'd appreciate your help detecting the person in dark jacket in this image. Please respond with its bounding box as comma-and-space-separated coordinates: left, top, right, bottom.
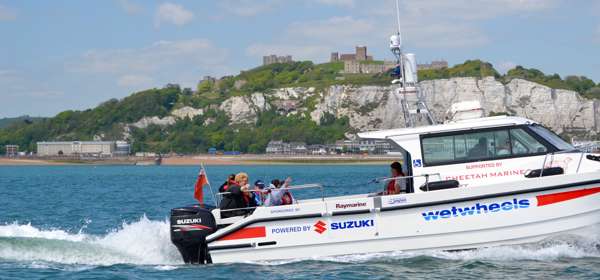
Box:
219, 174, 247, 218
219, 174, 236, 193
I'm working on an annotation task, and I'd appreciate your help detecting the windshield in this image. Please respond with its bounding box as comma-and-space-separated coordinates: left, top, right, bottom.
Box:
529, 125, 574, 151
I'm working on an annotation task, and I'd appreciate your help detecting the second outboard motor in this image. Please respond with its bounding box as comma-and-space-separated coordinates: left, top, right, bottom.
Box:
170, 206, 217, 264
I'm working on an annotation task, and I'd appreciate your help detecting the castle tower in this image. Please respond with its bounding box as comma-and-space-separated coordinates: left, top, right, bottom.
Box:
330, 52, 339, 62
355, 46, 367, 61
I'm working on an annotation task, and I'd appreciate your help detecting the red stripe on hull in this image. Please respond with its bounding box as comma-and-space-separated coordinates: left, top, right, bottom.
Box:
536, 186, 600, 206
218, 226, 266, 241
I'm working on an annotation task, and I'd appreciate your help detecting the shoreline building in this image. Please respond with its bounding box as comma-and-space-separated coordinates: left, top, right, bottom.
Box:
36, 141, 125, 157
266, 140, 395, 155
266, 141, 308, 155
263, 55, 293, 66
5, 145, 18, 157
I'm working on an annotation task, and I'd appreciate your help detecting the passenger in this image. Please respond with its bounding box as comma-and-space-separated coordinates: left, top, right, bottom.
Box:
250, 180, 267, 207
234, 172, 252, 207
385, 161, 408, 195
497, 140, 511, 156
468, 137, 489, 158
280, 178, 295, 205
219, 174, 236, 193
264, 177, 294, 206
219, 174, 247, 218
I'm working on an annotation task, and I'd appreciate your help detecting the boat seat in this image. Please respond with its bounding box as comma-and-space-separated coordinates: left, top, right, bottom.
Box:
587, 155, 600, 162
419, 180, 459, 192
524, 167, 564, 178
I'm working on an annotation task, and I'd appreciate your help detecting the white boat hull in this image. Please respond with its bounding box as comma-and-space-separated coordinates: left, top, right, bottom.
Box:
206, 173, 600, 263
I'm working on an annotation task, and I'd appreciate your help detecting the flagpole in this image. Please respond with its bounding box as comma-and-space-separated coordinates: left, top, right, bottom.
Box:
200, 162, 217, 206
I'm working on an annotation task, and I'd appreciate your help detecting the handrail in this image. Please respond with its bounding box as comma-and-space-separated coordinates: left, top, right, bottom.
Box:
216, 183, 324, 198
537, 149, 586, 177
216, 183, 325, 214
220, 206, 261, 213
374, 173, 442, 192
374, 173, 442, 183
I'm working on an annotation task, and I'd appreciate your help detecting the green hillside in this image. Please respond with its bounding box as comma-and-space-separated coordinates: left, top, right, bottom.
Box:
0, 116, 45, 129
0, 59, 598, 155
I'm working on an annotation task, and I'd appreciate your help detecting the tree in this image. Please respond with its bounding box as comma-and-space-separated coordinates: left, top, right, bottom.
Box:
197, 80, 214, 94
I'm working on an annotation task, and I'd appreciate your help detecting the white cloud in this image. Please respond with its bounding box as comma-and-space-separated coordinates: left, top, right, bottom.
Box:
369, 0, 558, 20
0, 69, 64, 108
118, 0, 143, 15
247, 43, 331, 62
117, 74, 154, 88
218, 0, 281, 16
247, 13, 489, 63
253, 0, 560, 56
0, 4, 17, 21
405, 22, 489, 48
69, 38, 229, 90
72, 39, 226, 74
0, 69, 18, 78
287, 16, 376, 44
246, 16, 377, 62
312, 0, 355, 8
155, 2, 194, 27
18, 90, 64, 99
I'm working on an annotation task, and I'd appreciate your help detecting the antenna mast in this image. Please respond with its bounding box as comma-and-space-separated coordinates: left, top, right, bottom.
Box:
389, 0, 436, 128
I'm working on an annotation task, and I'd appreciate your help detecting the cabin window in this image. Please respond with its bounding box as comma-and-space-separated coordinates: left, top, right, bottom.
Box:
421, 126, 550, 166
510, 128, 547, 155
465, 131, 495, 159
492, 130, 511, 157
528, 125, 573, 151
454, 134, 467, 160
422, 135, 455, 163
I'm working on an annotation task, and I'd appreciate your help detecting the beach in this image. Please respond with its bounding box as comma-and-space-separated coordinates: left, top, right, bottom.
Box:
0, 155, 399, 166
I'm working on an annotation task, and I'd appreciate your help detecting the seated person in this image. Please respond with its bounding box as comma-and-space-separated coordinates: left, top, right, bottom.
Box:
250, 180, 266, 207
496, 140, 511, 156
468, 137, 489, 158
264, 177, 294, 206
385, 161, 410, 195
219, 174, 236, 193
219, 173, 249, 218
235, 172, 252, 206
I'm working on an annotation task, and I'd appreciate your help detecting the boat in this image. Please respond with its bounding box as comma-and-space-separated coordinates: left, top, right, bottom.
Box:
170, 115, 600, 264
168, 1, 600, 264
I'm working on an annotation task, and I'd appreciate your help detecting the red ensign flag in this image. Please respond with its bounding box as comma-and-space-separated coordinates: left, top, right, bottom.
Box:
194, 168, 208, 203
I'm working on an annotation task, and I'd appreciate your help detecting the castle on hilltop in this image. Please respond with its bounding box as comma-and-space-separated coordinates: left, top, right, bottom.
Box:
331, 46, 395, 74
417, 60, 448, 70
263, 54, 293, 66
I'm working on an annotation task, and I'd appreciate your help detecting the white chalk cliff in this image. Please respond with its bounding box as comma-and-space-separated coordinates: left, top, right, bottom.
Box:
132, 77, 600, 137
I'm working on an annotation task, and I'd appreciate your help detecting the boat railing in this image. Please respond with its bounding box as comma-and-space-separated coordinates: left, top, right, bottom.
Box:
374, 173, 442, 192
539, 148, 586, 177
216, 183, 325, 214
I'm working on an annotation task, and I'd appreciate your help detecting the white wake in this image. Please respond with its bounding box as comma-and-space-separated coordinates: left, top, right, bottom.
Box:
0, 215, 181, 266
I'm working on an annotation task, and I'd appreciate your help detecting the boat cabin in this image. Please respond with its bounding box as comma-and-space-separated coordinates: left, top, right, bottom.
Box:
358, 116, 581, 192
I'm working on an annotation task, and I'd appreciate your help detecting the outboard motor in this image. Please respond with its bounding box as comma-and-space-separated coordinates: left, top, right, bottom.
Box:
170, 205, 217, 264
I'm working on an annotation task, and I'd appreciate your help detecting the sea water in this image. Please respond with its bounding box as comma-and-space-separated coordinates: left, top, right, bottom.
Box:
1, 165, 600, 279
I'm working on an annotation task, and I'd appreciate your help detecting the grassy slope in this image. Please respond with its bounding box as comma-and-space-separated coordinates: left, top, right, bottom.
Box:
1, 59, 599, 154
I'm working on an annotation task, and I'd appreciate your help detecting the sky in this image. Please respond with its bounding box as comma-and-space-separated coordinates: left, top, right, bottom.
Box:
0, 0, 599, 118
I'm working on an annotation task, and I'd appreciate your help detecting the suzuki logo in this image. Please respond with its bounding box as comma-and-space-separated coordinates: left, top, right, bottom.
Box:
314, 220, 327, 234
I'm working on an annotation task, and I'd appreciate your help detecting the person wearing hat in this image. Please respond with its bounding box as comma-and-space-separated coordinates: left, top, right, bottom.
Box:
250, 180, 267, 207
